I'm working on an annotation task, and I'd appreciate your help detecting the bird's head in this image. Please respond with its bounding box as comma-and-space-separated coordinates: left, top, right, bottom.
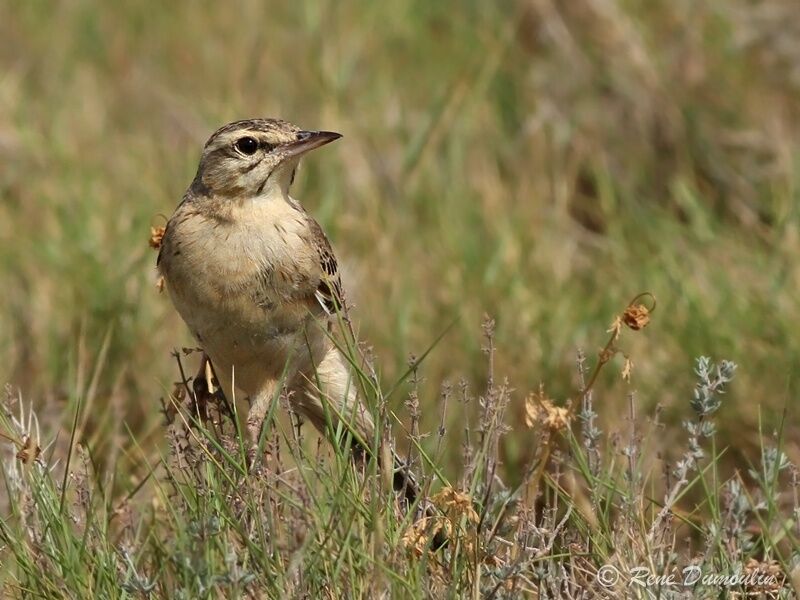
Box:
190, 118, 341, 199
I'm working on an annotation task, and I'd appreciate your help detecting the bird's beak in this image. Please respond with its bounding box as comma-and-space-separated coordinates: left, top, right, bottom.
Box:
281, 130, 342, 159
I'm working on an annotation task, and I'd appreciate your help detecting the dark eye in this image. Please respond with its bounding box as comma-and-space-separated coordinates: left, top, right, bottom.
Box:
235, 136, 259, 155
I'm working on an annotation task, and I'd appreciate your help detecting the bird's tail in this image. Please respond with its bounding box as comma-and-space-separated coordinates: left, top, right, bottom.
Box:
299, 345, 448, 549
347, 439, 446, 549
389, 450, 448, 549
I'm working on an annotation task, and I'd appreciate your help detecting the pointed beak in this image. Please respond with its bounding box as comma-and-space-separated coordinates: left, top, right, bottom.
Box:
281, 130, 342, 159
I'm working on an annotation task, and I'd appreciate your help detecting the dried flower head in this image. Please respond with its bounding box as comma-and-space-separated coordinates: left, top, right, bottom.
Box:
401, 517, 430, 556
432, 486, 480, 524
149, 225, 166, 250
622, 304, 651, 330
621, 357, 633, 382
525, 385, 570, 432
744, 558, 785, 593
607, 315, 623, 340
16, 435, 40, 465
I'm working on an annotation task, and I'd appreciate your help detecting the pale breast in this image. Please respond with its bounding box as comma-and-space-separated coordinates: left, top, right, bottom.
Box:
158, 199, 326, 386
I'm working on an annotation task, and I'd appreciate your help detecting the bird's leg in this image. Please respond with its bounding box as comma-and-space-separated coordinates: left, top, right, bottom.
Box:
246, 382, 278, 467
190, 353, 214, 422
191, 354, 234, 425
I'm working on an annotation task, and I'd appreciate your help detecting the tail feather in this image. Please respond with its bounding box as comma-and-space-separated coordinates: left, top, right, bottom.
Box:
296, 344, 449, 549
389, 448, 448, 549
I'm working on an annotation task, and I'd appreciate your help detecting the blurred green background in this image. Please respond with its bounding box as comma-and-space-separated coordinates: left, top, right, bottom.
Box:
1, 0, 798, 478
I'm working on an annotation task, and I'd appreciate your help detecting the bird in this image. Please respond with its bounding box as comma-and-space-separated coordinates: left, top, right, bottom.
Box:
157, 118, 437, 533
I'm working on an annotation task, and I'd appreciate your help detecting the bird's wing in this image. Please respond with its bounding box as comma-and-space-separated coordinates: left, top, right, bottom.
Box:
305, 216, 345, 316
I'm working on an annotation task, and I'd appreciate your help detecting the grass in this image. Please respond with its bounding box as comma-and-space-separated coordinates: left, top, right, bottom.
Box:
0, 316, 797, 596
1, 0, 799, 596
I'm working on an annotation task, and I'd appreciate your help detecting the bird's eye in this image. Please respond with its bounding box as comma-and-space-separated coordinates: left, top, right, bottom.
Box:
235, 136, 259, 155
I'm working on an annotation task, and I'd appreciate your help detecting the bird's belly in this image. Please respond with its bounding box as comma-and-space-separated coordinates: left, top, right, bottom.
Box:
200, 322, 308, 395
165, 271, 317, 394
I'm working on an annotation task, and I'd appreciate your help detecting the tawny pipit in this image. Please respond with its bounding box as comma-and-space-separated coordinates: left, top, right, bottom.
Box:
158, 118, 423, 508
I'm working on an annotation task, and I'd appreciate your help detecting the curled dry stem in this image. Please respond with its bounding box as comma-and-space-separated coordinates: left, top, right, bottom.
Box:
528, 293, 655, 498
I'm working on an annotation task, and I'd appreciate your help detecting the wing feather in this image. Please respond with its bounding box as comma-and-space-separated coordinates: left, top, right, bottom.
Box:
305, 217, 345, 316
